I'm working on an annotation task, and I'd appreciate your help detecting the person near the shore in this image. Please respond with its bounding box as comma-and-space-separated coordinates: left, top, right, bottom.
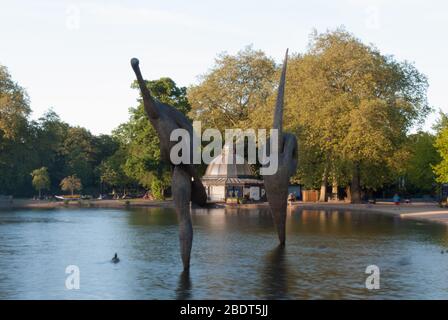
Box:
287, 193, 296, 205
393, 193, 400, 205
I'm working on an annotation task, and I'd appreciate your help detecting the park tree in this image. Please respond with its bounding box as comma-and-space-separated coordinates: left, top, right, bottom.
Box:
60, 127, 96, 182
33, 109, 70, 192
94, 134, 120, 164
433, 112, 448, 184
60, 175, 82, 196
59, 127, 117, 193
98, 161, 119, 190
98, 146, 134, 194
267, 29, 430, 202
433, 129, 448, 184
432, 110, 448, 132
31, 167, 51, 198
188, 46, 277, 131
0, 65, 30, 139
0, 65, 39, 195
402, 132, 439, 194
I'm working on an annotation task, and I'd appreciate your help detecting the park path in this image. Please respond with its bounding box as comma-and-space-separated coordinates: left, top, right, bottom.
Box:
287, 201, 448, 226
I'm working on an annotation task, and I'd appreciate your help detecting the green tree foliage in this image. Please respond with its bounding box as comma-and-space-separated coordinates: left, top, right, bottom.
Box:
188, 46, 277, 131
258, 29, 430, 202
0, 64, 119, 197
59, 127, 119, 194
60, 175, 82, 195
432, 110, 448, 132
0, 65, 30, 139
150, 174, 171, 200
433, 129, 448, 183
98, 146, 132, 192
0, 65, 37, 195
60, 127, 96, 188
402, 132, 439, 194
31, 167, 50, 198
98, 161, 119, 189
433, 112, 448, 184
33, 110, 70, 191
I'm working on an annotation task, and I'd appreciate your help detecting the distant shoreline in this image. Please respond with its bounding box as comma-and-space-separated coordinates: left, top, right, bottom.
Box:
0, 199, 175, 210
236, 201, 448, 226
2, 199, 448, 226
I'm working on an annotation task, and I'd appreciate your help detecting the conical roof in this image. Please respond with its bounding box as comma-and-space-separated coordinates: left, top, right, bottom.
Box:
203, 143, 254, 178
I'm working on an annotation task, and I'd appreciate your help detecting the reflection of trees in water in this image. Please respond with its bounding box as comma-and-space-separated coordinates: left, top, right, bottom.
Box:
287, 208, 448, 239
261, 245, 291, 299
192, 207, 275, 232
126, 208, 178, 226
176, 270, 192, 300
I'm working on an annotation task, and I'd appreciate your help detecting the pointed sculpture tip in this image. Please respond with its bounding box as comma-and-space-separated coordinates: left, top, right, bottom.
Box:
283, 49, 289, 67
272, 48, 288, 135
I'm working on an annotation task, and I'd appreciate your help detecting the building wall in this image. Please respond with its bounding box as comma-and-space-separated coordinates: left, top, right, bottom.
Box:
249, 186, 260, 200
207, 185, 225, 202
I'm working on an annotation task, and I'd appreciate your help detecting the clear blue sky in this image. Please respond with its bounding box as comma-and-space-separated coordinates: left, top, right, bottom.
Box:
1, 0, 447, 134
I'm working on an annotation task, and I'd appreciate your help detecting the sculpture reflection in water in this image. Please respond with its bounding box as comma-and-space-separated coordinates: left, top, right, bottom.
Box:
130, 50, 297, 270
176, 270, 192, 300
262, 245, 291, 299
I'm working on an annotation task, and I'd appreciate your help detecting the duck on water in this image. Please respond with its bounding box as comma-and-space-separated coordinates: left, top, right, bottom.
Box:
112, 253, 120, 263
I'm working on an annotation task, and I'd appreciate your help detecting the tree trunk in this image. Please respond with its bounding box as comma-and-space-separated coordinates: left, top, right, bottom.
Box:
351, 163, 362, 204
71, 188, 74, 196
38, 189, 42, 199
332, 180, 338, 201
345, 185, 351, 202
319, 170, 328, 202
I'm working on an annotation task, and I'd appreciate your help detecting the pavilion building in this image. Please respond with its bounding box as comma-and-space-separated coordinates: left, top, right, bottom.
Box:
201, 144, 265, 202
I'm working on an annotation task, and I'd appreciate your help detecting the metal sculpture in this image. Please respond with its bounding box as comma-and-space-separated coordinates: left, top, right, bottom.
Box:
262, 49, 298, 245
131, 58, 207, 270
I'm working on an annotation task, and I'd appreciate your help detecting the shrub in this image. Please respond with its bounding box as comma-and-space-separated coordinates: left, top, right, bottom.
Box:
150, 179, 165, 200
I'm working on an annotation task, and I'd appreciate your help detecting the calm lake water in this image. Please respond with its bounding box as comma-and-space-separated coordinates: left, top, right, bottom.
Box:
0, 207, 448, 299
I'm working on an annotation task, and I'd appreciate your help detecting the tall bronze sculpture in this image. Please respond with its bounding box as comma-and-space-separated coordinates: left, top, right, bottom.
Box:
131, 58, 207, 270
262, 50, 298, 245
130, 50, 296, 269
